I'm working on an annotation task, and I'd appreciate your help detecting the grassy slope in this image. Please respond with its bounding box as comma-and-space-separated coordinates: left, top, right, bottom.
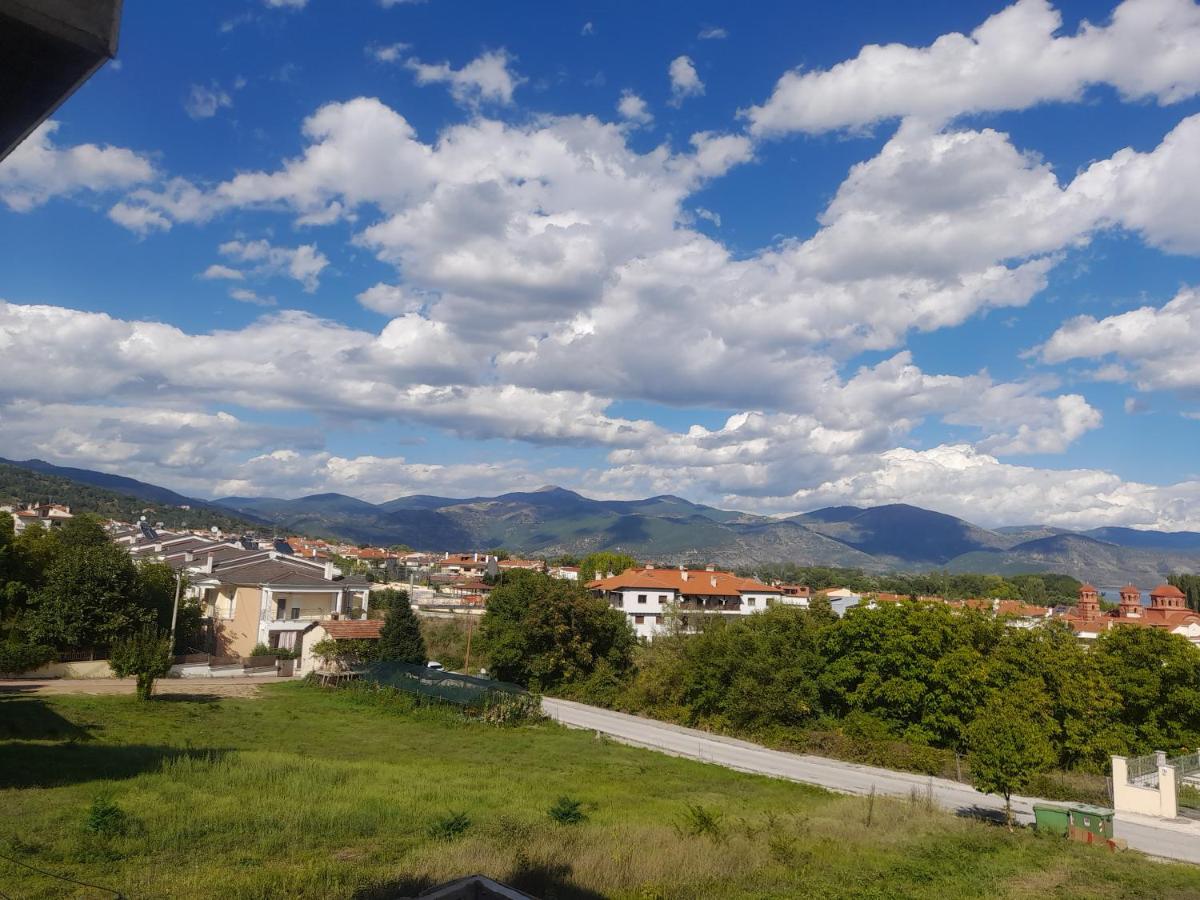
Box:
1, 686, 1198, 900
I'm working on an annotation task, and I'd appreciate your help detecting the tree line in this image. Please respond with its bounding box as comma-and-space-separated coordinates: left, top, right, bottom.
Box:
0, 514, 199, 672
478, 569, 1200, 814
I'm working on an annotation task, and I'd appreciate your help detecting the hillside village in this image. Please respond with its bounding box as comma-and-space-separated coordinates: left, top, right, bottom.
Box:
8, 2, 1200, 896
9, 500, 1199, 675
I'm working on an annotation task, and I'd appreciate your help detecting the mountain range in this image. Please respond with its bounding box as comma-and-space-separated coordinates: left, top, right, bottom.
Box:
4, 456, 1199, 585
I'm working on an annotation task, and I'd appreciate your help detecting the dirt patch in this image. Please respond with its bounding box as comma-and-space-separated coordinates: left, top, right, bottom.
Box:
0, 677, 269, 699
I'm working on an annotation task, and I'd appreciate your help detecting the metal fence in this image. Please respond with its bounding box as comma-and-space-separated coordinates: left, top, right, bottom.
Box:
359, 661, 527, 708
1126, 752, 1161, 788
1172, 750, 1200, 819
1168, 750, 1200, 779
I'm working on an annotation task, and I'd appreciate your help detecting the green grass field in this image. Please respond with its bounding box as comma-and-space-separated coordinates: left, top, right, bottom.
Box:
2, 683, 1199, 899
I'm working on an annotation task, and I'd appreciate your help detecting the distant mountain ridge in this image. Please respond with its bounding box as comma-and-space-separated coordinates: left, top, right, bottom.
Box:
0, 458, 260, 533
4, 457, 1199, 583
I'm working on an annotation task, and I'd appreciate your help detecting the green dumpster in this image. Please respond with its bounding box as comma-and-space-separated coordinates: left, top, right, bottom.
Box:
1068, 804, 1115, 843
1033, 803, 1070, 836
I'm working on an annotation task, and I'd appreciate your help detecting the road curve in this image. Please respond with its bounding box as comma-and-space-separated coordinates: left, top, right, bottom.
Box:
542, 696, 1200, 865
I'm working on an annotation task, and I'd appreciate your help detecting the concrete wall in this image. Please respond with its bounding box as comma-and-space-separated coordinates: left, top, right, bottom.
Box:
1111, 756, 1178, 818
297, 623, 329, 676
27, 659, 114, 679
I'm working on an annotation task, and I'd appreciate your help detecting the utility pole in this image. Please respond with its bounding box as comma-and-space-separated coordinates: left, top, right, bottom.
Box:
463, 615, 474, 673
169, 569, 183, 646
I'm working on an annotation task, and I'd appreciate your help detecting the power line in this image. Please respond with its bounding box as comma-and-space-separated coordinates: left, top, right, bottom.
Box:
0, 851, 125, 898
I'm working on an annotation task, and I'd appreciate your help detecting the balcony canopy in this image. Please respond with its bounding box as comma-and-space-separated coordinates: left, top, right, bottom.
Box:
0, 0, 123, 162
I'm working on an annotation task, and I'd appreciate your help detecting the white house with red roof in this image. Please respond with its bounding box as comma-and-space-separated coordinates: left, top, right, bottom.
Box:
11, 502, 73, 534
588, 564, 782, 639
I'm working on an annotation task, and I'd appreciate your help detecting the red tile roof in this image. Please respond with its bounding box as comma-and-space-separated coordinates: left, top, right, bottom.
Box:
588, 567, 780, 598
1151, 584, 1186, 598
321, 620, 385, 640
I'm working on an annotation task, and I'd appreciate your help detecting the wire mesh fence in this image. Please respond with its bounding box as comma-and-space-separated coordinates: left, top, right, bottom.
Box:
358, 660, 528, 709
1168, 750, 1200, 778
1125, 752, 1161, 788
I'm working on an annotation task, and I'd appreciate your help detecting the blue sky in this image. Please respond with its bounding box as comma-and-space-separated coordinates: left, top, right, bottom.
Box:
3, 0, 1200, 529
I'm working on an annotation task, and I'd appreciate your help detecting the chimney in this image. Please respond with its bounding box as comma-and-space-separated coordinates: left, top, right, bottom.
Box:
645, 563, 653, 570
444, 551, 449, 559
710, 575, 718, 588
203, 554, 214, 574
681, 568, 689, 582
324, 560, 335, 580
184, 551, 194, 563
704, 564, 715, 572
473, 552, 479, 562
594, 570, 604, 582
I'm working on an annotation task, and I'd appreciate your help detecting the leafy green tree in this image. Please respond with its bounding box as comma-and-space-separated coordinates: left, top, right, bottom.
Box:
966, 690, 1055, 828
377, 594, 427, 664
26, 537, 155, 652
135, 560, 181, 629
481, 570, 634, 690
109, 626, 173, 700
578, 552, 638, 583
664, 606, 827, 731
58, 514, 110, 549
367, 587, 409, 617
1011, 575, 1048, 605
1094, 626, 1200, 752
819, 602, 1001, 743
1168, 574, 1200, 613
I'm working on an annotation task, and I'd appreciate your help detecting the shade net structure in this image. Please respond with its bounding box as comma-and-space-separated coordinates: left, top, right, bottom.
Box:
360, 661, 527, 708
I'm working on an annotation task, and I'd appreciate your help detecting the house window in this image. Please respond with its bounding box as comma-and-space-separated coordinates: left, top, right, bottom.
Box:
747, 598, 756, 607
290, 607, 300, 620
638, 594, 647, 604
658, 594, 668, 603
634, 615, 645, 624
276, 598, 286, 620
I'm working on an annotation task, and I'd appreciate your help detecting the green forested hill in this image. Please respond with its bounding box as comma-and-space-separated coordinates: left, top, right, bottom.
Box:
0, 461, 258, 533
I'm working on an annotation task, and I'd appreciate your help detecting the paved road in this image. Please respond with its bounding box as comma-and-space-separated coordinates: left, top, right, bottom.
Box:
543, 696, 1200, 865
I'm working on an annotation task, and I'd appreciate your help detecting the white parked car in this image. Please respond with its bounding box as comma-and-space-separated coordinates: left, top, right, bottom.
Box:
426, 660, 444, 671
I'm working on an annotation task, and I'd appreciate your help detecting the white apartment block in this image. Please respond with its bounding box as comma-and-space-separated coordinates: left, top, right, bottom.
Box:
588, 565, 782, 639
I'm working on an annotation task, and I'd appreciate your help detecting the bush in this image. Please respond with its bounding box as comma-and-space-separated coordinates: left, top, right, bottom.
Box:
478, 691, 543, 725
547, 796, 587, 826
249, 643, 298, 660
427, 811, 471, 841
675, 803, 724, 840
109, 626, 173, 701
0, 641, 53, 674
311, 638, 375, 670
84, 797, 134, 836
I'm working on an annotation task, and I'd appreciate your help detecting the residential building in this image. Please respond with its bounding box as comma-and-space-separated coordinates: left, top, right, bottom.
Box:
435, 552, 499, 579
588, 565, 782, 639
11, 502, 73, 534
187, 550, 371, 658
297, 618, 385, 675
498, 558, 546, 573
549, 564, 580, 581
775, 584, 811, 606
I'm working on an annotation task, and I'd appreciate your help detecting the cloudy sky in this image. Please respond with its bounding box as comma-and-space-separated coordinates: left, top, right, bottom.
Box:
3, 0, 1200, 529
